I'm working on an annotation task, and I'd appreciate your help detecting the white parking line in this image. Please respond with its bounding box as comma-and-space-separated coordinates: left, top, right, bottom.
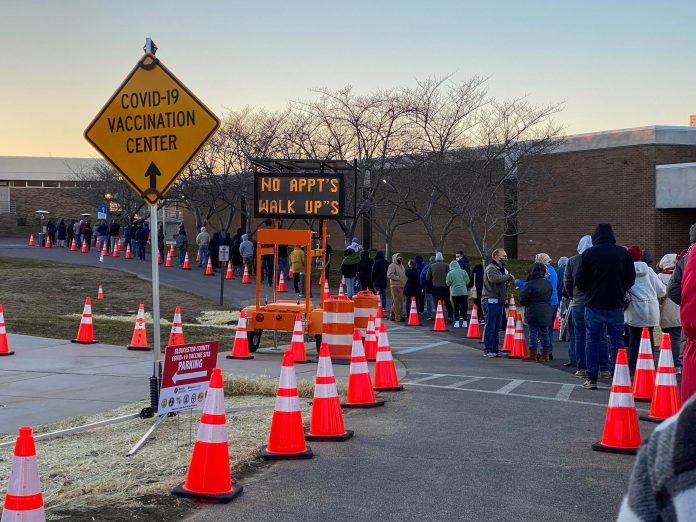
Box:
495, 380, 524, 394
404, 373, 447, 384
396, 341, 450, 354
555, 384, 576, 401
447, 377, 482, 388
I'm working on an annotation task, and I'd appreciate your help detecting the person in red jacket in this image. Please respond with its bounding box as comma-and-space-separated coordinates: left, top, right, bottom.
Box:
680, 243, 696, 402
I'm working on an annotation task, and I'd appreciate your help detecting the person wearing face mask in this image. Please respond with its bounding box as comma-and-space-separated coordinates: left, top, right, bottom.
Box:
387, 253, 407, 322
427, 252, 454, 323
481, 248, 515, 357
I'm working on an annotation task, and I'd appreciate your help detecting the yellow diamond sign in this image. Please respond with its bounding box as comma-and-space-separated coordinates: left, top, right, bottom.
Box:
84, 53, 220, 204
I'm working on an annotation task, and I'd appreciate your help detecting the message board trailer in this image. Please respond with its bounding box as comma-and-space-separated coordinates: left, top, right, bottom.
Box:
254, 172, 345, 219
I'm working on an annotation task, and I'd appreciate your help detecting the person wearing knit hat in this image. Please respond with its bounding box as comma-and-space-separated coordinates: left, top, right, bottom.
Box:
625, 244, 666, 372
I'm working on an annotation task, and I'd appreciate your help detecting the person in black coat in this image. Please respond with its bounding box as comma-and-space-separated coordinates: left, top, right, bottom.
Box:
357, 250, 374, 292
208, 231, 221, 273
404, 259, 421, 316
520, 262, 553, 362
371, 251, 389, 312
471, 263, 485, 322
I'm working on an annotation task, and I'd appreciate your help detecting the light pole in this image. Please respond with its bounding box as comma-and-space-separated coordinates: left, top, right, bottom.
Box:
361, 169, 372, 250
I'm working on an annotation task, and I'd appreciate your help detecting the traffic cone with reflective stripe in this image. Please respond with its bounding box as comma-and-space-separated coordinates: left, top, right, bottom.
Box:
277, 272, 287, 293
553, 308, 560, 330
125, 243, 133, 259
28, 234, 35, 247
502, 311, 516, 352
97, 284, 104, 300
323, 280, 330, 301
306, 342, 354, 441
71, 297, 97, 344
225, 261, 234, 279
81, 242, 88, 254
182, 252, 191, 270
509, 314, 529, 359
467, 305, 481, 338
431, 300, 448, 332
289, 313, 311, 364
640, 334, 682, 423
95, 237, 100, 250
1, 426, 45, 521
204, 257, 214, 276
374, 322, 403, 391
364, 315, 377, 361
508, 294, 516, 313
407, 297, 421, 326
338, 283, 345, 298
0, 304, 15, 356
376, 291, 384, 319
157, 249, 163, 265
242, 265, 250, 284
112, 244, 120, 258
127, 304, 150, 351
196, 251, 200, 264
172, 368, 243, 503
633, 328, 656, 402
288, 267, 294, 280
44, 236, 51, 249
260, 351, 314, 460
118, 237, 125, 251
592, 349, 641, 455
226, 310, 253, 360
165, 250, 173, 267
100, 241, 108, 257
169, 245, 175, 259
166, 306, 185, 352
70, 238, 77, 251
342, 329, 385, 408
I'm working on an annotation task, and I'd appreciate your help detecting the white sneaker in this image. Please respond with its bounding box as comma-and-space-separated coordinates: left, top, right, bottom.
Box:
453, 321, 460, 328
461, 321, 468, 328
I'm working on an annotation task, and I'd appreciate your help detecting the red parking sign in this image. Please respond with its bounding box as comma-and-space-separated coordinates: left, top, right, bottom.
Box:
160, 341, 218, 415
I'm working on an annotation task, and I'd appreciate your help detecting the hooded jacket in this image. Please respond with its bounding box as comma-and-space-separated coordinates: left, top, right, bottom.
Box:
519, 263, 553, 327
196, 227, 210, 246
341, 248, 361, 278
446, 260, 470, 297
371, 252, 389, 288
624, 261, 666, 327
289, 247, 305, 273
386, 253, 407, 288
576, 224, 636, 310
357, 251, 374, 288
564, 235, 592, 307
239, 234, 254, 258
667, 223, 696, 305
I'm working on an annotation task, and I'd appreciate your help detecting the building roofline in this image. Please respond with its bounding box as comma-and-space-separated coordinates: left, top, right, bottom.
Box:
551, 125, 696, 154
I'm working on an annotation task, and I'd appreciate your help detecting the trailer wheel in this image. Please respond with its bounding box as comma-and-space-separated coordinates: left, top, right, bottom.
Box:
248, 330, 263, 352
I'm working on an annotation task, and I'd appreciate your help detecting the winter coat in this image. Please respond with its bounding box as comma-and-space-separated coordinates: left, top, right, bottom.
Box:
577, 224, 636, 310
658, 271, 681, 328
289, 248, 305, 273
427, 261, 449, 288
624, 262, 666, 327
481, 261, 514, 303
456, 256, 472, 278
196, 228, 210, 246
239, 237, 254, 258
386, 253, 407, 288
357, 251, 374, 289
341, 249, 360, 278
57, 221, 67, 240
520, 270, 553, 327
679, 243, 696, 402
446, 260, 470, 297
405, 267, 421, 296
546, 264, 559, 306
371, 252, 389, 288
420, 263, 434, 293
668, 225, 696, 305
176, 232, 188, 250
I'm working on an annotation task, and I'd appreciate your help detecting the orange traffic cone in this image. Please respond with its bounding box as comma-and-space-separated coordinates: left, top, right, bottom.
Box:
277, 272, 287, 293
112, 244, 120, 258
288, 267, 294, 280
431, 300, 448, 332
95, 237, 100, 250
242, 265, 250, 284
127, 304, 150, 351
289, 313, 311, 364
101, 241, 108, 257
553, 308, 560, 330
44, 236, 52, 248
376, 291, 384, 319
28, 234, 35, 247
306, 342, 354, 441
97, 284, 104, 300
125, 243, 133, 259
118, 237, 125, 251
467, 305, 481, 338
182, 252, 191, 270
204, 257, 214, 276
633, 327, 656, 402
338, 283, 345, 298
196, 251, 200, 263
1, 427, 45, 521
374, 322, 403, 391
81, 242, 88, 254
501, 311, 515, 352
172, 368, 243, 503
70, 238, 77, 251
260, 351, 314, 460
640, 334, 682, 423
167, 306, 185, 350
165, 250, 173, 267
169, 245, 175, 259
342, 329, 385, 408
407, 297, 421, 326
508, 314, 529, 359
364, 315, 377, 361
508, 294, 516, 313
71, 297, 97, 344
225, 261, 234, 279
592, 348, 641, 455
0, 304, 15, 356
323, 280, 330, 301
226, 310, 253, 360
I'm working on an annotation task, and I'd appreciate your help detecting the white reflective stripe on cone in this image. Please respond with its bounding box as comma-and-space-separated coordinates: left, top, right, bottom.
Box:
0, 312, 4, 321
323, 312, 355, 324
350, 361, 369, 374
376, 351, 393, 362
351, 340, 366, 358
323, 333, 353, 345
171, 327, 183, 333
316, 357, 334, 378
354, 308, 378, 318
84, 305, 92, 314
637, 358, 656, 370
274, 395, 301, 412
658, 349, 675, 368
612, 366, 632, 387
6, 456, 42, 496
234, 330, 246, 340
314, 383, 338, 399
656, 372, 678, 386
278, 366, 298, 389
237, 317, 247, 329
196, 423, 228, 444
173, 314, 182, 323
0, 326, 5, 334
202, 388, 225, 415
291, 333, 304, 343
81, 317, 93, 324
638, 339, 652, 354
2, 506, 46, 521
608, 392, 635, 408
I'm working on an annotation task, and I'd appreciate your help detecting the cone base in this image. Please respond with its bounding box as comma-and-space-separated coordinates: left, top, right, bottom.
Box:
171, 483, 243, 504
0, 351, 15, 356
633, 397, 651, 403
341, 399, 385, 409
508, 355, 524, 359
205, 273, 215, 276
127, 345, 152, 351
639, 413, 666, 424
259, 445, 313, 461
226, 354, 254, 360
374, 385, 403, 392
431, 327, 449, 332
182, 267, 191, 270
71, 339, 98, 344
591, 441, 638, 455
305, 429, 354, 442
407, 323, 423, 327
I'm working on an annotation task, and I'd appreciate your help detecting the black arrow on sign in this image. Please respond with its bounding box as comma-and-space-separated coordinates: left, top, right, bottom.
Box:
142, 162, 161, 201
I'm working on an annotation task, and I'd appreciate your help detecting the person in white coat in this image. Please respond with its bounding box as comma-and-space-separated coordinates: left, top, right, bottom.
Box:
657, 253, 682, 373
625, 245, 666, 372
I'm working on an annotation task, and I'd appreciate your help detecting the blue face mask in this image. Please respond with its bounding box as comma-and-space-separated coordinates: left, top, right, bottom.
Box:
500, 258, 508, 266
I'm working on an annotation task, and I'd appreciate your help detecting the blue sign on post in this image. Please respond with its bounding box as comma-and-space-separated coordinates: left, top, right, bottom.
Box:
97, 205, 107, 220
